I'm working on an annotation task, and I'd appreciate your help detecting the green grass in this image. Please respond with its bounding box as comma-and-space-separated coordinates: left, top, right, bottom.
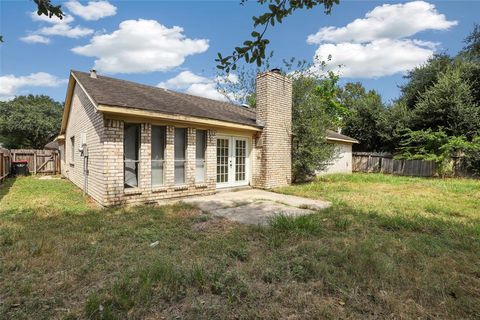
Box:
1, 174, 479, 319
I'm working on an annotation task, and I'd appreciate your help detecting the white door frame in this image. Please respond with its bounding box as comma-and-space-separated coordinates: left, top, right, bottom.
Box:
216, 134, 251, 188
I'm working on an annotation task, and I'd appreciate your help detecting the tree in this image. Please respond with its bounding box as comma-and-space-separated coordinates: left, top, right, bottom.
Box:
0, 95, 63, 149
379, 102, 410, 153
411, 62, 480, 139
399, 54, 452, 110
338, 83, 386, 152
291, 71, 337, 181
462, 23, 480, 59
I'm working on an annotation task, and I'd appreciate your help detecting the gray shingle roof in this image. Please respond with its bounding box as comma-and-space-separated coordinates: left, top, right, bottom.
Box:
326, 130, 359, 143
72, 70, 258, 127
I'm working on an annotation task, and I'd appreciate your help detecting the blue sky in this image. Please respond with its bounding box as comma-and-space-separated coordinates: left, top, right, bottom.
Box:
0, 0, 478, 104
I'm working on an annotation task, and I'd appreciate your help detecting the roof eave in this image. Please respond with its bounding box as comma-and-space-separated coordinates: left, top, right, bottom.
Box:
326, 137, 359, 144
97, 104, 262, 132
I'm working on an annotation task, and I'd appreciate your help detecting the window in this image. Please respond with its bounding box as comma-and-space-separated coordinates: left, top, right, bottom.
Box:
151, 126, 166, 186
70, 136, 75, 163
174, 128, 186, 185
124, 123, 140, 188
195, 130, 206, 183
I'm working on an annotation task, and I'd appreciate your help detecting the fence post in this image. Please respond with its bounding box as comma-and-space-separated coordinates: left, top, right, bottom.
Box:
33, 151, 37, 175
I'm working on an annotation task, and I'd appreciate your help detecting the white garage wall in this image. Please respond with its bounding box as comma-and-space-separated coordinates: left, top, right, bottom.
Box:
317, 142, 353, 175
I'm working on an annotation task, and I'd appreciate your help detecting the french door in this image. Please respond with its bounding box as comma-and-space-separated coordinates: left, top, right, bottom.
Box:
216, 136, 249, 188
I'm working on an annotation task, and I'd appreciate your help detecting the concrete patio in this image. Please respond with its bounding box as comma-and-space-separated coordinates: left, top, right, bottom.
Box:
180, 189, 331, 225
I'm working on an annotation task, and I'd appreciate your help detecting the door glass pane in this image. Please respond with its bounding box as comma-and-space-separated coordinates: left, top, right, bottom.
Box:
196, 130, 206, 183
216, 138, 229, 183
235, 139, 246, 181
174, 128, 186, 185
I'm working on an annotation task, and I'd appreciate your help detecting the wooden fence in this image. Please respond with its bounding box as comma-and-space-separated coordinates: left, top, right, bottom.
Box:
353, 153, 436, 177
0, 148, 11, 183
10, 149, 60, 175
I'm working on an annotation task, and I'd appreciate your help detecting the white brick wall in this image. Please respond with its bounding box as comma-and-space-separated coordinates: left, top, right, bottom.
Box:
62, 84, 105, 204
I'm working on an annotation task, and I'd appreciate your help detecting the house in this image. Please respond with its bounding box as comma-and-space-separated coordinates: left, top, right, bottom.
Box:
57, 69, 292, 206
319, 130, 359, 175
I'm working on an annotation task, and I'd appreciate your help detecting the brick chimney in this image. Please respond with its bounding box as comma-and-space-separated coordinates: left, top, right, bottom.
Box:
253, 69, 292, 189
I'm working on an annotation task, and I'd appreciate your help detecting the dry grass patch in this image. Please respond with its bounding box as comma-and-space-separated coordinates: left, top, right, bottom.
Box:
1, 175, 479, 319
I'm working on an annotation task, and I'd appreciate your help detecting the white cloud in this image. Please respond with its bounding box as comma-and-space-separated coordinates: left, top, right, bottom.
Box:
30, 12, 75, 25
0, 72, 66, 101
65, 0, 117, 21
37, 24, 94, 38
158, 71, 209, 89
185, 83, 229, 101
312, 39, 435, 78
25, 11, 93, 41
158, 71, 235, 102
72, 19, 209, 74
20, 34, 51, 44
307, 1, 456, 78
307, 1, 457, 44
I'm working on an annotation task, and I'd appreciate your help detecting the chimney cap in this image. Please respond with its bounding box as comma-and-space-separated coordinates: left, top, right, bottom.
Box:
270, 68, 282, 74
90, 69, 97, 79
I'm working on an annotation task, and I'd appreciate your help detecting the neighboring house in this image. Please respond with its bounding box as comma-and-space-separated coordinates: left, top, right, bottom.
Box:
319, 130, 359, 175
57, 69, 292, 206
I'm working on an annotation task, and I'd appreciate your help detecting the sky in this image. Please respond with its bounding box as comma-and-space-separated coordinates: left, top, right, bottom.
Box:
0, 0, 478, 104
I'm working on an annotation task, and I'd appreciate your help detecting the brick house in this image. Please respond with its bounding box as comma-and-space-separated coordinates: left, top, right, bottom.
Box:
57, 69, 292, 206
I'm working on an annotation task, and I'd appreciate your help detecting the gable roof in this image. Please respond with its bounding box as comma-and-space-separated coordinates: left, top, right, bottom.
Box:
326, 130, 359, 144
71, 70, 258, 128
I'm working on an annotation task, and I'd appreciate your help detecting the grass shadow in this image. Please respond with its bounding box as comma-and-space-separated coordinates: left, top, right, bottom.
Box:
0, 176, 16, 203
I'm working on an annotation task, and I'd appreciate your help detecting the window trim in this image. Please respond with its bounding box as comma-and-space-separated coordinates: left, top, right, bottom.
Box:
70, 135, 75, 165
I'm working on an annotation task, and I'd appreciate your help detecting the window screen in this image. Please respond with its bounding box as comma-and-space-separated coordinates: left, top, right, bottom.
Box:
195, 130, 206, 182
151, 126, 166, 186
174, 128, 186, 185
124, 123, 140, 188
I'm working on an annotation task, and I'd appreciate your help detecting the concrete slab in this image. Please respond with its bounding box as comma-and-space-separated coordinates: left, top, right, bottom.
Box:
180, 189, 330, 225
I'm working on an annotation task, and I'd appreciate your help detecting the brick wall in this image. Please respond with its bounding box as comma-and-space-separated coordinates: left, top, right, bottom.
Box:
62, 84, 105, 204
101, 121, 217, 206
253, 71, 292, 189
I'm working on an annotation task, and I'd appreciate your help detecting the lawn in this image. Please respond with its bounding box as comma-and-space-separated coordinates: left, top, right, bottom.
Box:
0, 174, 479, 319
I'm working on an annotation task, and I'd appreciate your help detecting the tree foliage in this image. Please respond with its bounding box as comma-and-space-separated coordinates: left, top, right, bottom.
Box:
399, 54, 452, 110
462, 23, 480, 59
0, 95, 63, 149
338, 83, 386, 152
291, 71, 337, 182
411, 62, 480, 138
397, 129, 480, 177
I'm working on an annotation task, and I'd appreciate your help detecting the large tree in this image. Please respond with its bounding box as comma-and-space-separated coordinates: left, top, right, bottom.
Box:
398, 54, 452, 110
0, 95, 63, 149
338, 83, 387, 152
410, 62, 480, 139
